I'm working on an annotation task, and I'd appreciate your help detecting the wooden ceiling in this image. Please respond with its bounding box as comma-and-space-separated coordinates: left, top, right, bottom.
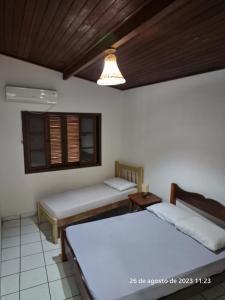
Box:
0, 0, 225, 90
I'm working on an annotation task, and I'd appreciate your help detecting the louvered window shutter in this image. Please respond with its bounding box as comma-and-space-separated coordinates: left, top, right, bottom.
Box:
66, 115, 80, 163
49, 115, 62, 165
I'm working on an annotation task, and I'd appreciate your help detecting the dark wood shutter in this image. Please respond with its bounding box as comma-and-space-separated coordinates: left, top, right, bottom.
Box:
22, 111, 101, 173
66, 115, 80, 163
49, 115, 62, 165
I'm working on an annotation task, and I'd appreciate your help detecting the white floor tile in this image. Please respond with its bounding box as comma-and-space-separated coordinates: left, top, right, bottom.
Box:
21, 241, 42, 257
2, 227, 20, 238
20, 267, 47, 290
202, 285, 225, 300
21, 253, 45, 271
47, 262, 74, 282
49, 276, 79, 300
2, 236, 20, 248
44, 249, 61, 265
2, 246, 20, 261
1, 258, 20, 277
21, 216, 38, 226
2, 215, 20, 221
21, 224, 39, 235
1, 292, 20, 300
0, 273, 20, 296
3, 220, 20, 229
21, 232, 41, 245
42, 239, 60, 252
67, 297, 81, 300
20, 283, 50, 300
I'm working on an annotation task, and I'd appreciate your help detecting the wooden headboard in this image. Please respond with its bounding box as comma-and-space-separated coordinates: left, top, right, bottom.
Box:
170, 183, 225, 222
115, 161, 143, 192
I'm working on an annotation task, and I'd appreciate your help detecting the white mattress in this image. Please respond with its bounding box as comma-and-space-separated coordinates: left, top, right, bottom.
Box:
40, 184, 137, 219
66, 211, 225, 300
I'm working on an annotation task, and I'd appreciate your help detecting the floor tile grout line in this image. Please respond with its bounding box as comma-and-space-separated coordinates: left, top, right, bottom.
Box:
1, 251, 60, 266
1, 231, 51, 250
39, 223, 52, 300
2, 240, 41, 249
1, 246, 61, 262
2, 276, 81, 297
1, 264, 77, 283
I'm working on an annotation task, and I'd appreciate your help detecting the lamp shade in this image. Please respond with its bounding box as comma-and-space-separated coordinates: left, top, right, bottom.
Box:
97, 54, 126, 86
142, 183, 149, 193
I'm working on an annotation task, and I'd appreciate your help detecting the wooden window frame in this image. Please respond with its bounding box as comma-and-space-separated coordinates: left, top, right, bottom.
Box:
22, 111, 102, 174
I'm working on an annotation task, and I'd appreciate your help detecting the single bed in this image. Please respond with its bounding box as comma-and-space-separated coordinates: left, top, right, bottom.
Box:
61, 183, 225, 300
37, 161, 143, 243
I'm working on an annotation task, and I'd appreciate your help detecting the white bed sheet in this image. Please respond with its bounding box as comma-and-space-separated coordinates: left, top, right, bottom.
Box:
66, 211, 225, 300
40, 184, 137, 219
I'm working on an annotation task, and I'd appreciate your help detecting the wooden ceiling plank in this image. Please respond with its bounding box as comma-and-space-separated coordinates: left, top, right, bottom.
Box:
117, 14, 225, 71
43, 0, 88, 65
63, 0, 182, 80
0, 0, 5, 53
122, 47, 225, 76
124, 45, 225, 81
24, 0, 49, 59
37, 0, 75, 64
12, 0, 26, 56
29, 0, 61, 60
18, 0, 37, 58
21, 0, 42, 58
44, 0, 103, 68
116, 0, 224, 62
123, 57, 225, 89
4, 0, 14, 55
52, 0, 142, 69
48, 0, 123, 67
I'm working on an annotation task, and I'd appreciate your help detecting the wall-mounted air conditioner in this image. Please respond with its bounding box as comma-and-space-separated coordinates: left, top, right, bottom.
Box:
5, 86, 58, 105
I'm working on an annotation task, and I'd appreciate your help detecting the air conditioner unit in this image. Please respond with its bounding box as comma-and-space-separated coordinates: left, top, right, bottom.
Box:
5, 86, 58, 105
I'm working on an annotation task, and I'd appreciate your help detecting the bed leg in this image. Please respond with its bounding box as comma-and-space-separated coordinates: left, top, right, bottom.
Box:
37, 202, 41, 224
61, 227, 67, 262
52, 221, 58, 244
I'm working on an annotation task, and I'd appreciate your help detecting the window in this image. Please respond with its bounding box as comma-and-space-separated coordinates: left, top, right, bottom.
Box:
22, 111, 101, 173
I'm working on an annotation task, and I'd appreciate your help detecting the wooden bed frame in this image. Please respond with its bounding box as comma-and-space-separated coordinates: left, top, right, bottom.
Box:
61, 183, 225, 300
37, 161, 143, 243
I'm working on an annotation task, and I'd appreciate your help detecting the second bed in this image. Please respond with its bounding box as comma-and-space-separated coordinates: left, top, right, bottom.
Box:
62, 183, 225, 300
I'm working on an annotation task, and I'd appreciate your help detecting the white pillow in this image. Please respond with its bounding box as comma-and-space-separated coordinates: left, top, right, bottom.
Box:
176, 216, 225, 252
104, 177, 137, 192
147, 203, 194, 225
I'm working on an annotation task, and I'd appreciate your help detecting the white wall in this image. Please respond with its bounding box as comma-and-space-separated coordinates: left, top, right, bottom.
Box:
0, 55, 124, 216
121, 70, 225, 204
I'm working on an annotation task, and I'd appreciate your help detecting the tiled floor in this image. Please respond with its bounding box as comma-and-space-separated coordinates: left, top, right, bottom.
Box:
1, 215, 225, 300
1, 215, 81, 300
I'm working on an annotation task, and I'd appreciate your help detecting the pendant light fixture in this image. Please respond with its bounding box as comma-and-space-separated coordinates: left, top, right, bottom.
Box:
97, 49, 126, 86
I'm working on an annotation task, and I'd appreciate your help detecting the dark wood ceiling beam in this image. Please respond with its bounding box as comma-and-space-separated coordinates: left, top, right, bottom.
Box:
62, 0, 184, 80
